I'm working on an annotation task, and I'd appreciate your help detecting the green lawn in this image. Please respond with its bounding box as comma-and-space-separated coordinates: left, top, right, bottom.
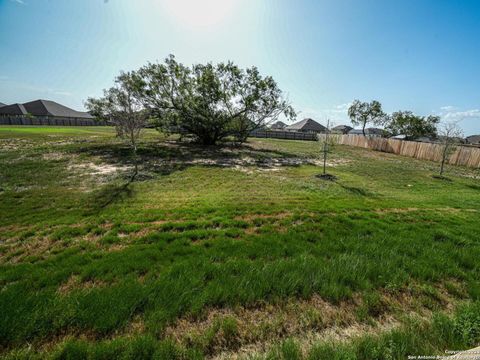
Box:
1, 126, 479, 359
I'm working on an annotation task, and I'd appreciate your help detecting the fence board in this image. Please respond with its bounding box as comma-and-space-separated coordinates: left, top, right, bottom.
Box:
331, 135, 480, 169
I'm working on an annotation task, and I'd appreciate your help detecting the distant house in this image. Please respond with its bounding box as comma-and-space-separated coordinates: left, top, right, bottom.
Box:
0, 103, 29, 116
415, 136, 435, 143
286, 118, 326, 133
466, 135, 480, 145
332, 125, 353, 134
270, 121, 287, 130
348, 128, 385, 137
437, 136, 465, 144
0, 99, 98, 126
22, 100, 94, 120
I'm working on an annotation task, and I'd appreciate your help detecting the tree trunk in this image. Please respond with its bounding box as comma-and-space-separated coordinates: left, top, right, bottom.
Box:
323, 119, 330, 175
323, 142, 327, 175
202, 136, 216, 146
130, 134, 138, 182
362, 122, 366, 136
440, 144, 448, 176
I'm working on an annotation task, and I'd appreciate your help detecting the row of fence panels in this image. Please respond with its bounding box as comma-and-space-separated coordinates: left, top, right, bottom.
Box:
0, 116, 108, 126
334, 134, 480, 169
250, 130, 318, 141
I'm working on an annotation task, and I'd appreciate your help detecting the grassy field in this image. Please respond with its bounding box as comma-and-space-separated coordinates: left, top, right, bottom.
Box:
1, 126, 480, 359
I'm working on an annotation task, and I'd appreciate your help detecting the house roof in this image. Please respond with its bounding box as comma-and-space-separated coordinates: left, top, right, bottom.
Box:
0, 102, 6, 108
367, 127, 384, 135
0, 103, 29, 116
22, 99, 93, 119
332, 125, 353, 131
271, 121, 287, 129
466, 135, 480, 144
286, 118, 326, 132
348, 128, 384, 135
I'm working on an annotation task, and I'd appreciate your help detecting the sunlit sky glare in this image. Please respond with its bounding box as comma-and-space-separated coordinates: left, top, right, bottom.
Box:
0, 0, 479, 134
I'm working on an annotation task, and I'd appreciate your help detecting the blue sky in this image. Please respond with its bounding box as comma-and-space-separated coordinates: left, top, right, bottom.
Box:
0, 0, 479, 134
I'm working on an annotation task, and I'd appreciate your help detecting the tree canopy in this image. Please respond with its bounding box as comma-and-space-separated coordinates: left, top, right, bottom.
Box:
348, 100, 386, 136
137, 55, 295, 145
85, 71, 148, 152
386, 111, 439, 140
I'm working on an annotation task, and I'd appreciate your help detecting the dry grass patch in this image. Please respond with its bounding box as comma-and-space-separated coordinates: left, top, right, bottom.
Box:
163, 285, 460, 358
57, 275, 109, 295
234, 212, 292, 222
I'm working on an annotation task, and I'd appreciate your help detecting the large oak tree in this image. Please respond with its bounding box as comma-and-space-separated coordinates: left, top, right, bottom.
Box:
137, 55, 295, 145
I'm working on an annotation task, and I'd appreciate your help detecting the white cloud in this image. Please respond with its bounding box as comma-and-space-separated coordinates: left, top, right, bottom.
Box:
10, 0, 26, 5
334, 103, 351, 112
440, 105, 456, 111
438, 107, 480, 122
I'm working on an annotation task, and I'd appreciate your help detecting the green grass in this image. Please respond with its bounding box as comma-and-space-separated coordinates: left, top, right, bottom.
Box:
1, 126, 479, 359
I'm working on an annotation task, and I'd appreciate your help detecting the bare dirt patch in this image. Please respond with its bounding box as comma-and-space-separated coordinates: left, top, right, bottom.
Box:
68, 162, 130, 176
57, 275, 108, 295
153, 156, 350, 174
42, 152, 70, 161
0, 138, 36, 151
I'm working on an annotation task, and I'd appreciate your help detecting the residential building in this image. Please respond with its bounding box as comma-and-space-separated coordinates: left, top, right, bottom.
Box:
285, 118, 326, 133
466, 135, 480, 145
270, 121, 287, 130
0, 99, 100, 126
332, 125, 353, 134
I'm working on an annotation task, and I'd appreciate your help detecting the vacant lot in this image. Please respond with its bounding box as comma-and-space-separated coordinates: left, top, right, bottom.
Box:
1, 126, 479, 359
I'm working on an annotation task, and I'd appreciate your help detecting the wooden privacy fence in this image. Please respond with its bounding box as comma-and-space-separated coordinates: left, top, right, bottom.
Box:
329, 134, 480, 169
0, 116, 108, 126
250, 129, 317, 141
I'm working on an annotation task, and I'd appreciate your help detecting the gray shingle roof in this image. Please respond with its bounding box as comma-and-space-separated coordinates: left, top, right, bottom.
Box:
349, 128, 384, 136
332, 125, 353, 134
22, 100, 93, 119
0, 102, 6, 108
466, 135, 480, 144
286, 118, 326, 132
271, 121, 287, 129
0, 103, 29, 116
332, 125, 353, 131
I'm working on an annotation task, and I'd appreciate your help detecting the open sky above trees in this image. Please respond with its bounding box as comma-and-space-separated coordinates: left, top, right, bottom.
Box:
0, 0, 479, 134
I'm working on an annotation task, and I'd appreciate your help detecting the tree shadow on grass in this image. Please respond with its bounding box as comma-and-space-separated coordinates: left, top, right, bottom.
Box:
466, 183, 480, 191
73, 140, 306, 180
84, 177, 136, 215
338, 183, 376, 197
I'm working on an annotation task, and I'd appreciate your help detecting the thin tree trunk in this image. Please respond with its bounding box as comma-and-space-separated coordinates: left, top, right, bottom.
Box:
440, 144, 448, 176
323, 119, 330, 175
130, 132, 138, 182
323, 141, 327, 175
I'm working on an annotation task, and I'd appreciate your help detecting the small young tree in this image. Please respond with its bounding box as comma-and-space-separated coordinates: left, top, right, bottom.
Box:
318, 119, 336, 178
85, 71, 147, 179
348, 100, 386, 136
386, 111, 439, 140
438, 122, 464, 177
137, 55, 295, 145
